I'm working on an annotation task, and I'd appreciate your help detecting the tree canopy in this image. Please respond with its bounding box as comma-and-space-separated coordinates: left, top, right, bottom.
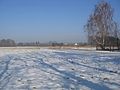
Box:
85, 1, 120, 50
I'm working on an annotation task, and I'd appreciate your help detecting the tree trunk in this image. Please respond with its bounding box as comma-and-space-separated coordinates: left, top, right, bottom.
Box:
99, 44, 105, 50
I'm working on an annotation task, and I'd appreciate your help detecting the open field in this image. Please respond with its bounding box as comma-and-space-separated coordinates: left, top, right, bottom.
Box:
0, 47, 120, 90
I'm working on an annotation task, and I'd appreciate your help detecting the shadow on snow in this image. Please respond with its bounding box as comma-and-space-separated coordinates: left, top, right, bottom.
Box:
34, 57, 111, 90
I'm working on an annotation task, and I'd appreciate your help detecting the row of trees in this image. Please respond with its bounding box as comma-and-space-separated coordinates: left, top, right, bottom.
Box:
0, 39, 46, 47
0, 39, 86, 47
0, 39, 43, 47
85, 1, 120, 51
0, 39, 16, 47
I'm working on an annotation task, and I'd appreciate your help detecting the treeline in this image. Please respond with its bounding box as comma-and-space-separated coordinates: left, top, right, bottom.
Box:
0, 39, 16, 47
17, 41, 65, 47
88, 36, 120, 50
0, 39, 87, 47
0, 39, 44, 47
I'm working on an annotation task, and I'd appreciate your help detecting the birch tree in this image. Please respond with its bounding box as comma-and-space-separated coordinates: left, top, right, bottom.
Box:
85, 1, 119, 50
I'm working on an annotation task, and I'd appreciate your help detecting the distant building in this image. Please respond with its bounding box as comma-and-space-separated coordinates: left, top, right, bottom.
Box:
74, 43, 78, 46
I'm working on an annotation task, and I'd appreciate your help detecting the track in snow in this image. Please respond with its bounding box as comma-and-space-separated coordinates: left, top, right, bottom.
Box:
0, 48, 120, 90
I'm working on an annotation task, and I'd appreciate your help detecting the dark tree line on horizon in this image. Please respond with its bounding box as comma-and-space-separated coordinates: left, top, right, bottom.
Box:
0, 39, 87, 47
85, 1, 120, 51
0, 39, 16, 47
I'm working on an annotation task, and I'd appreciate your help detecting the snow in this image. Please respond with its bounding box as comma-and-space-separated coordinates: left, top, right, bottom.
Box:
0, 47, 120, 90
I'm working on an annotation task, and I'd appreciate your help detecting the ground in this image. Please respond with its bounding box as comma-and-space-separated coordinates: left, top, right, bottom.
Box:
0, 47, 120, 90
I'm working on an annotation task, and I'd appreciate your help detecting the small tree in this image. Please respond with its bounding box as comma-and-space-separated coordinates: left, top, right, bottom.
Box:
85, 1, 120, 50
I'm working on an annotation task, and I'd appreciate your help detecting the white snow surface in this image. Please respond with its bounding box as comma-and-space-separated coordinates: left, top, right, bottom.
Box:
0, 47, 120, 90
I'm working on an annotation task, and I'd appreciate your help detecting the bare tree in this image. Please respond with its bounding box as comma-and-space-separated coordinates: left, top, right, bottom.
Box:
85, 1, 120, 50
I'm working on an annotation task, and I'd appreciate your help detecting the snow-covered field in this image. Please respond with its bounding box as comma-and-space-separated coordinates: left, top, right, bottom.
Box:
0, 47, 120, 90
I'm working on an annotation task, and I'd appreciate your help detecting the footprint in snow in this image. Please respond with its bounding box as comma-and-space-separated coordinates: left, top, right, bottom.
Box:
66, 77, 69, 79
33, 86, 37, 89
80, 75, 85, 79
71, 68, 75, 70
103, 77, 109, 81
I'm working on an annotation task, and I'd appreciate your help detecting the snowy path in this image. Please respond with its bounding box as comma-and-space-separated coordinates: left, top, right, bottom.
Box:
0, 48, 120, 90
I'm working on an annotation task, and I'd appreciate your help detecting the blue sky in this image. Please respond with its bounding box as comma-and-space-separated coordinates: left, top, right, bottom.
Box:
0, 0, 120, 43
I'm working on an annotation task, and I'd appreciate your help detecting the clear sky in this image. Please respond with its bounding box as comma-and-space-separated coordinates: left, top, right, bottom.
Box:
0, 0, 120, 43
